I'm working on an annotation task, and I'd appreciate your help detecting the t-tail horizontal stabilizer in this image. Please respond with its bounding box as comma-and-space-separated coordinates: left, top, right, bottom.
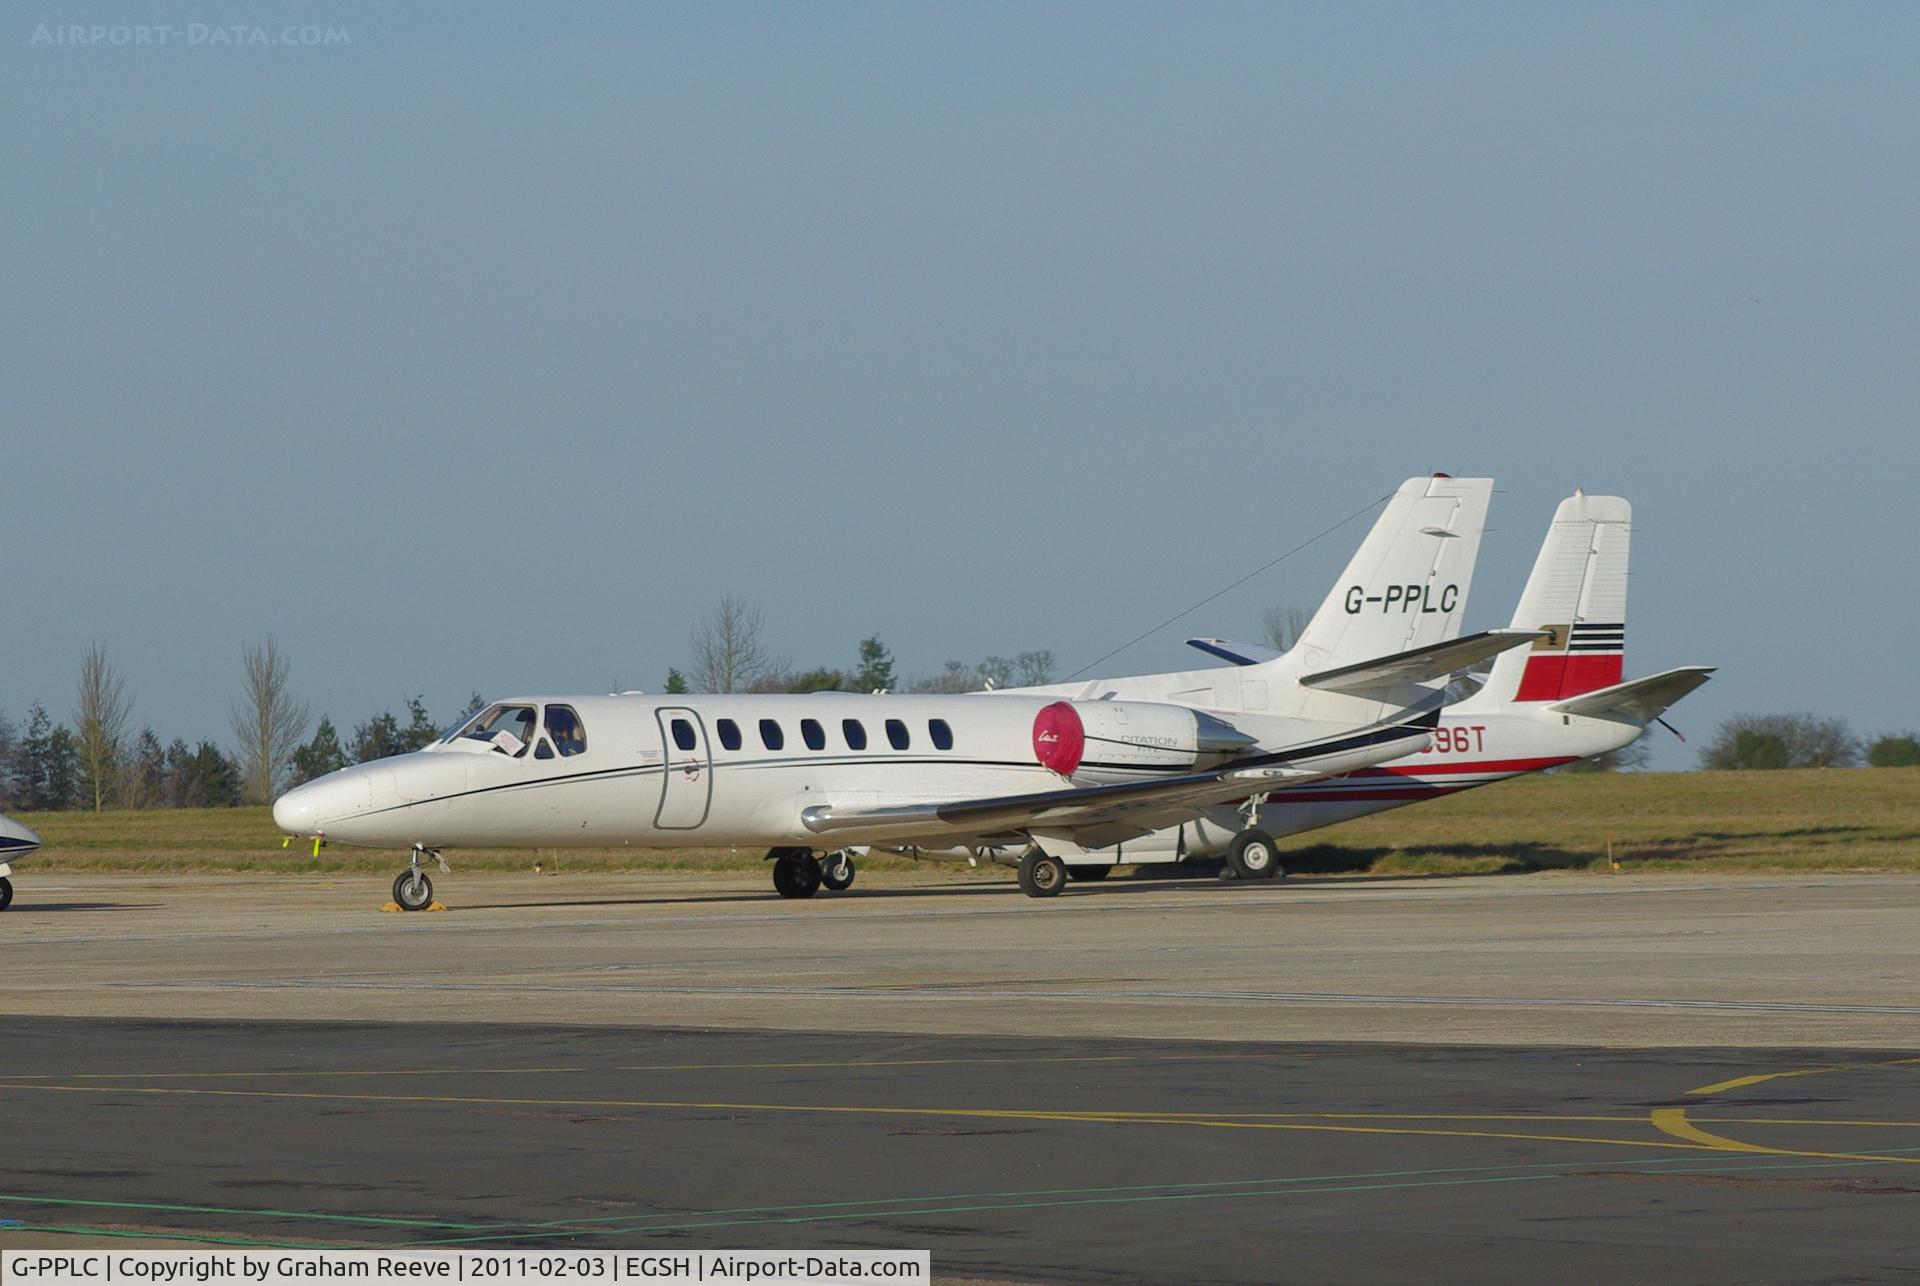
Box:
1298, 628, 1545, 695
1547, 666, 1716, 722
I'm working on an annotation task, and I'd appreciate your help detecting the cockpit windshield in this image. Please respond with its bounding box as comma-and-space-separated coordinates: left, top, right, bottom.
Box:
454, 704, 539, 756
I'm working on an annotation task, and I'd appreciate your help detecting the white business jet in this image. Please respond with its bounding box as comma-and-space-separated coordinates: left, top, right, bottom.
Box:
1008, 490, 1713, 877
275, 475, 1537, 905
0, 814, 43, 910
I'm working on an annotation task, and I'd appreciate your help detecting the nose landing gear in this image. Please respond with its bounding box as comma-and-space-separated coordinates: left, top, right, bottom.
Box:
391, 845, 449, 911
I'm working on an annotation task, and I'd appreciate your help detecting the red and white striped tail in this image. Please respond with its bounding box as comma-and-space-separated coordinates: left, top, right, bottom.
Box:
1512, 621, 1625, 701
1484, 492, 1630, 704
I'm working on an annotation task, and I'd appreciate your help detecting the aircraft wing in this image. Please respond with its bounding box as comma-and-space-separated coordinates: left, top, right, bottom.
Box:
799, 712, 1438, 841
1298, 628, 1545, 694
1185, 637, 1284, 666
800, 763, 1320, 840
1548, 666, 1716, 722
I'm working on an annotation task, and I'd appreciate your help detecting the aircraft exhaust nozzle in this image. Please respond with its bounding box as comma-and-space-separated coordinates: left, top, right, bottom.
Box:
1032, 701, 1255, 780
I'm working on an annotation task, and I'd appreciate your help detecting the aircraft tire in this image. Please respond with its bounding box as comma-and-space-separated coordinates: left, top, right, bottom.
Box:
1065, 865, 1111, 882
1018, 851, 1067, 898
392, 869, 434, 911
821, 852, 856, 892
1226, 829, 1282, 881
773, 854, 822, 900
0, 876, 11, 911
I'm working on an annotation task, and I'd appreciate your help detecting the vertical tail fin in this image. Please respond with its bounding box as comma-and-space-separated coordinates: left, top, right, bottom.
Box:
1482, 491, 1630, 703
1276, 474, 1493, 680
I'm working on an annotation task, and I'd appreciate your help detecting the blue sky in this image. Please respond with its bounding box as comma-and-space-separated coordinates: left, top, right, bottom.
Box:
5, 4, 1916, 768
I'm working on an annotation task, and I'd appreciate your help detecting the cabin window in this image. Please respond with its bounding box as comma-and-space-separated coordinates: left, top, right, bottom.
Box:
459, 704, 538, 757
717, 718, 742, 751
671, 718, 697, 752
759, 719, 785, 750
545, 704, 587, 756
842, 718, 867, 750
885, 718, 910, 750
929, 718, 954, 750
801, 718, 826, 750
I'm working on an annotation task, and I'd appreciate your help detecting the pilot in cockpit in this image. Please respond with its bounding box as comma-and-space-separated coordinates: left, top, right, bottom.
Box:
547, 706, 586, 757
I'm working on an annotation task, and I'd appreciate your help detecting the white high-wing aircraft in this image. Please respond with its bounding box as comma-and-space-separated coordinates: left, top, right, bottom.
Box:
1008, 491, 1713, 876
275, 475, 1538, 905
0, 813, 42, 911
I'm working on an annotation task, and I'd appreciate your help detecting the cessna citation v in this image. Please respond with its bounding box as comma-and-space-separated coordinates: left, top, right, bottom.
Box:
1002, 490, 1715, 875
275, 475, 1540, 904
0, 813, 42, 910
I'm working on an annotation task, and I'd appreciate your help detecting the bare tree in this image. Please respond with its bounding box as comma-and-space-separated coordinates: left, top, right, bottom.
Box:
1261, 605, 1312, 653
73, 641, 134, 811
230, 635, 314, 803
910, 660, 982, 694
688, 595, 776, 693
1014, 650, 1056, 686
978, 656, 1016, 689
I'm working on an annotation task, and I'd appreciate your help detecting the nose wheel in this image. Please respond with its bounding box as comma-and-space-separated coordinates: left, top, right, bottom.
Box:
0, 876, 13, 912
391, 845, 447, 911
392, 869, 434, 911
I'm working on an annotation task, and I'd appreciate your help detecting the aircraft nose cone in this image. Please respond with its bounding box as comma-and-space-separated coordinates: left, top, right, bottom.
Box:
0, 814, 41, 856
273, 783, 318, 834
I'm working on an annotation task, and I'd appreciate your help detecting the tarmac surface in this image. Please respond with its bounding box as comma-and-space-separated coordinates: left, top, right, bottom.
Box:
4, 870, 1919, 1280
3, 869, 1919, 1047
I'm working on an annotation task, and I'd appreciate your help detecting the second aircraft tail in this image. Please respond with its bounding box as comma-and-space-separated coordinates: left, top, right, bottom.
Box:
1480, 490, 1631, 704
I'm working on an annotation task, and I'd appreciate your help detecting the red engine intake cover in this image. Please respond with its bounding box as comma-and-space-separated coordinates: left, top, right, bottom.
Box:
1032, 701, 1086, 777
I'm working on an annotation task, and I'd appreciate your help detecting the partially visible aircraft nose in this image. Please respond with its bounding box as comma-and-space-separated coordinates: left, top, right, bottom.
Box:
273, 764, 385, 838
0, 814, 41, 856
272, 782, 318, 834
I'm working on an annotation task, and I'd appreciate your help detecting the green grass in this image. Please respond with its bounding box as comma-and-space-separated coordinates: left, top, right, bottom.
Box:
1274, 766, 1920, 876
10, 767, 1920, 877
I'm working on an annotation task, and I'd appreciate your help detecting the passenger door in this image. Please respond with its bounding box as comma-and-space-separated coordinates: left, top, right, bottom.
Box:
654, 707, 713, 829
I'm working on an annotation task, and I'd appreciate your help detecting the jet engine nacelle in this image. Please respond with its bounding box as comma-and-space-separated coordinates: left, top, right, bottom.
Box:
1031, 700, 1257, 781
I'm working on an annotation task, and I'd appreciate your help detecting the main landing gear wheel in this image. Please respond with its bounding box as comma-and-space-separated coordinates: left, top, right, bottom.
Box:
1226, 828, 1282, 881
821, 852, 856, 892
771, 850, 822, 900
0, 877, 12, 911
391, 869, 434, 911
1065, 865, 1111, 882
1018, 850, 1067, 898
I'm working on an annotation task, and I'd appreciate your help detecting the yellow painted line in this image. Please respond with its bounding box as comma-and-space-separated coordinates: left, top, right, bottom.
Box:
1036, 1111, 1651, 1123
1646, 1056, 1920, 1164
1649, 1108, 1772, 1154
1687, 1069, 1836, 1096
0, 1081, 1708, 1155
1650, 1108, 1920, 1166
1687, 1056, 1920, 1097
1702, 1117, 1920, 1129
